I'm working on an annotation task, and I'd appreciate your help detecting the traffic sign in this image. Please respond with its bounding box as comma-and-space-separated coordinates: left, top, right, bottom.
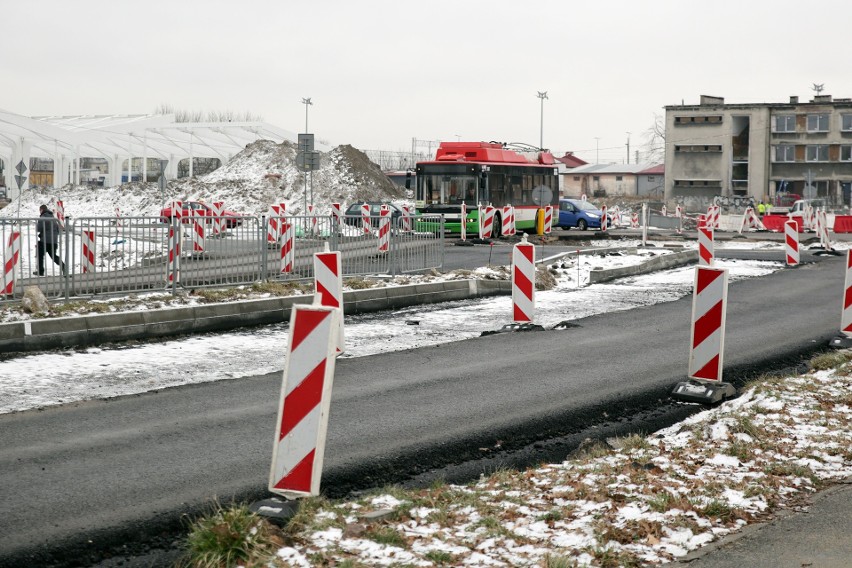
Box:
15, 160, 26, 176
531, 185, 552, 206
14, 175, 26, 189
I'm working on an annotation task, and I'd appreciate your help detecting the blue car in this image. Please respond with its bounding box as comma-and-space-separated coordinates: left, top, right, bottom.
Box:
556, 198, 608, 230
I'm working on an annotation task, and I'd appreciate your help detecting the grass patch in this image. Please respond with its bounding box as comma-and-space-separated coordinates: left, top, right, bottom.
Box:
811, 351, 851, 371
424, 549, 456, 565
542, 553, 581, 568
344, 277, 378, 290
364, 525, 408, 549
179, 502, 283, 568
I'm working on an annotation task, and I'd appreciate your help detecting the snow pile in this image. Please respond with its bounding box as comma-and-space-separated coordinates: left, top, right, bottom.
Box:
0, 140, 405, 219
274, 362, 852, 566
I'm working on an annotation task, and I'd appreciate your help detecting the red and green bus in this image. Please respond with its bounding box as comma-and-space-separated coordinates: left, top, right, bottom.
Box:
414, 141, 560, 236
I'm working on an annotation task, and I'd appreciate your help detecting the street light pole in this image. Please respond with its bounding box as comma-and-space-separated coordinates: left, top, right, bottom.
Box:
626, 132, 631, 164
594, 137, 600, 164
537, 91, 548, 150
301, 97, 312, 133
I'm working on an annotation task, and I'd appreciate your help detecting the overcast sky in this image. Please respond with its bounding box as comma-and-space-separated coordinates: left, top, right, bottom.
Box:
7, 0, 852, 164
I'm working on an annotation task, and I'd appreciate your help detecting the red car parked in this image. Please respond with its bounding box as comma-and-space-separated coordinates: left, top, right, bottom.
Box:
159, 201, 244, 227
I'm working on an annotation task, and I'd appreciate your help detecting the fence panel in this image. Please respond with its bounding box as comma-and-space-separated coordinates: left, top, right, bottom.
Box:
0, 211, 445, 306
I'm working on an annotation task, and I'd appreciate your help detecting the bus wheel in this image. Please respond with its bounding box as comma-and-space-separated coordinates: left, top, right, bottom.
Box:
492, 213, 502, 238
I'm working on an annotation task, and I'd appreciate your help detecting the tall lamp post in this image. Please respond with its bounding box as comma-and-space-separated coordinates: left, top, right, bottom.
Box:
302, 97, 312, 132
625, 132, 631, 164
537, 91, 548, 150
594, 137, 600, 164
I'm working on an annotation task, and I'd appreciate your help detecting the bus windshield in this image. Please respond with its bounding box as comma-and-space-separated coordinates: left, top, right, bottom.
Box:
417, 174, 479, 206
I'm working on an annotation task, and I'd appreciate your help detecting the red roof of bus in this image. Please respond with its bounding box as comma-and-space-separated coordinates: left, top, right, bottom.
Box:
426, 142, 554, 166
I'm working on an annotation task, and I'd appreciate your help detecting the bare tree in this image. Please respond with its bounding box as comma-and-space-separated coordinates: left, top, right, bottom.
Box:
641, 113, 666, 164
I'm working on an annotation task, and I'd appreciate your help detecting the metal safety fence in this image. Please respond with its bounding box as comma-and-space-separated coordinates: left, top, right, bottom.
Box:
0, 213, 444, 305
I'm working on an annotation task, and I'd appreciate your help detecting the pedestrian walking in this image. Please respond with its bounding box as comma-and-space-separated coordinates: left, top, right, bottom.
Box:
757, 200, 766, 218
35, 204, 67, 276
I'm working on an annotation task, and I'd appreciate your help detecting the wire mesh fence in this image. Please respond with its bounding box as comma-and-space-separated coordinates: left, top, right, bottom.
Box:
0, 213, 445, 305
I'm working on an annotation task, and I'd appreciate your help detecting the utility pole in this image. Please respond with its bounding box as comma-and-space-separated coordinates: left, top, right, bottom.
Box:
594, 137, 600, 164
626, 132, 631, 164
537, 91, 548, 150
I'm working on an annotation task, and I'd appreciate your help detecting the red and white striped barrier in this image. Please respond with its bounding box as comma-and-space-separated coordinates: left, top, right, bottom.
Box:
672, 265, 735, 403
115, 207, 123, 235
460, 202, 467, 241
841, 250, 852, 337
581, 193, 587, 201
191, 215, 205, 253
268, 304, 340, 498
171, 201, 183, 221
211, 201, 225, 236
377, 206, 391, 253
512, 234, 535, 323
480, 205, 495, 239
308, 204, 318, 235
502, 206, 513, 237
314, 245, 345, 354
784, 220, 800, 266
688, 266, 728, 381
331, 202, 342, 228
610, 205, 620, 228
280, 222, 294, 273
401, 205, 412, 232
508, 205, 516, 236
543, 204, 553, 234
805, 205, 815, 231
675, 205, 683, 235
600, 204, 608, 232
2, 230, 21, 296
55, 200, 65, 230
81, 229, 95, 274
739, 207, 764, 233
267, 204, 285, 243
698, 227, 714, 266
706, 205, 720, 231
361, 202, 372, 234
167, 221, 180, 286
661, 205, 667, 217
642, 203, 649, 246
630, 211, 639, 228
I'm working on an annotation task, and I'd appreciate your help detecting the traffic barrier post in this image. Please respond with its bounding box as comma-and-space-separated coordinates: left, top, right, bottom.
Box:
630, 211, 639, 228
331, 202, 342, 230
600, 205, 608, 233
81, 229, 96, 274
313, 244, 345, 354
511, 234, 535, 323
401, 205, 412, 232
641, 202, 648, 246
460, 202, 467, 241
481, 205, 495, 239
676, 205, 683, 235
191, 216, 205, 254
544, 204, 553, 234
377, 206, 391, 253
268, 304, 340, 498
671, 266, 735, 403
55, 200, 66, 230
502, 205, 513, 237
698, 227, 714, 266
2, 230, 21, 296
361, 202, 371, 234
785, 220, 800, 266
211, 201, 225, 236
167, 218, 180, 287
280, 222, 294, 274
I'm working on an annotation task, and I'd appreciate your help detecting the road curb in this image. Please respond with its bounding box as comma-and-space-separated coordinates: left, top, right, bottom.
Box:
0, 279, 511, 354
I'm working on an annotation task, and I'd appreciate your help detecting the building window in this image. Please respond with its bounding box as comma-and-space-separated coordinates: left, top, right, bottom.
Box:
773, 115, 796, 132
674, 144, 722, 153
806, 144, 829, 162
773, 145, 795, 162
843, 115, 852, 131
674, 115, 723, 125
647, 176, 655, 182
615, 175, 623, 181
807, 114, 829, 132
573, 176, 580, 181
593, 176, 600, 181
841, 145, 852, 161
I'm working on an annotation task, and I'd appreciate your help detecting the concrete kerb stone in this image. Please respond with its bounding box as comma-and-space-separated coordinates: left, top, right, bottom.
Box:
0, 280, 512, 354
589, 249, 698, 284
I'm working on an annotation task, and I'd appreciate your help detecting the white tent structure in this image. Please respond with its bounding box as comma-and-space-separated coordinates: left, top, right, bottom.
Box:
0, 110, 300, 196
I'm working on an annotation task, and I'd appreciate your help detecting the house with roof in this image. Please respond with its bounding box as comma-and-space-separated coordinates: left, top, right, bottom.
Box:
561, 163, 664, 198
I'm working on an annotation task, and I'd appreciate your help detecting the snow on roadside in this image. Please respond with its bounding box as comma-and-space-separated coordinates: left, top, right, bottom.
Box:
271, 358, 852, 567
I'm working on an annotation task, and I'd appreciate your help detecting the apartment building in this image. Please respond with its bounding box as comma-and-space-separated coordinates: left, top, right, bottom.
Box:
665, 94, 852, 211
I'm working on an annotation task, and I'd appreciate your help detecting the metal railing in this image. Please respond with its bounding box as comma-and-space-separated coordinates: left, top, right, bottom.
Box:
0, 213, 444, 304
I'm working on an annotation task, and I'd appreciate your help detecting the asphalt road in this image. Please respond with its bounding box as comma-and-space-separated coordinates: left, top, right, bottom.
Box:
0, 248, 845, 567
